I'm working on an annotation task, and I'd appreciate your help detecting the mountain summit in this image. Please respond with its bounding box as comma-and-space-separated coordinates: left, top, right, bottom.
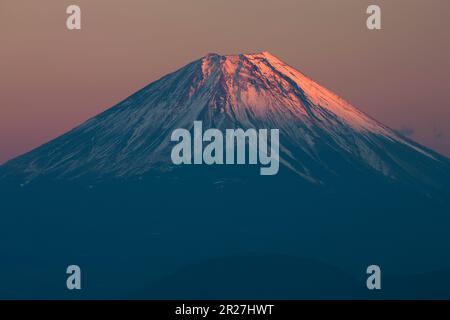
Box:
2, 52, 450, 299
1, 52, 450, 195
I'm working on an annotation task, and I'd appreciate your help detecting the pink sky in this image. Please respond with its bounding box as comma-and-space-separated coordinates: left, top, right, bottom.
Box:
1, 0, 449, 164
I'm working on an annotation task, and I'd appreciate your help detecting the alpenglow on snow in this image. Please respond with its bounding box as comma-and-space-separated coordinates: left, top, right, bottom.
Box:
1, 51, 450, 195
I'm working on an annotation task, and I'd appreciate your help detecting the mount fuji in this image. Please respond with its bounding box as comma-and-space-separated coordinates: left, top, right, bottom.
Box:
1, 52, 450, 299
1, 51, 450, 196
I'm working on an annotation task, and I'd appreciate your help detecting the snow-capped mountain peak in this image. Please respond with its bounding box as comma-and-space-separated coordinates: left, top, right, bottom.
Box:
1, 52, 449, 193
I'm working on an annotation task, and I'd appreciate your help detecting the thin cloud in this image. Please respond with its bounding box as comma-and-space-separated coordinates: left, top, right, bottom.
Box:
434, 128, 444, 140
397, 126, 415, 138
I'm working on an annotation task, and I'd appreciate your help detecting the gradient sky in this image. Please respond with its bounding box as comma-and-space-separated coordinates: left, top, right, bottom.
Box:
1, 0, 449, 164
